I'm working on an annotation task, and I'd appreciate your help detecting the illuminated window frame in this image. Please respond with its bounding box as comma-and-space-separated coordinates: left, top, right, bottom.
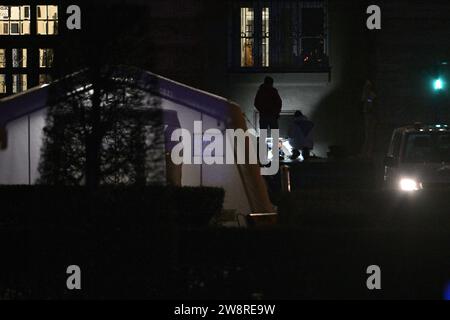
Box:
39, 74, 52, 85
261, 7, 269, 67
0, 5, 31, 36
240, 7, 270, 68
12, 73, 27, 93
39, 48, 54, 68
12, 48, 27, 68
37, 5, 58, 35
240, 8, 254, 67
0, 74, 6, 93
232, 1, 329, 71
0, 48, 5, 67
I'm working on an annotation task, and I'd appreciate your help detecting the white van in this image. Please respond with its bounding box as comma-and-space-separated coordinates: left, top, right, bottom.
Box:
384, 123, 450, 191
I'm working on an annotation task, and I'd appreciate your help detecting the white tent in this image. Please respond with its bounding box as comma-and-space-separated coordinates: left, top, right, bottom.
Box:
0, 68, 274, 216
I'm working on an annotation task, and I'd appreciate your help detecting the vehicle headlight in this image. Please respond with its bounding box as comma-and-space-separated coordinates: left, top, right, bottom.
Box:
399, 178, 422, 192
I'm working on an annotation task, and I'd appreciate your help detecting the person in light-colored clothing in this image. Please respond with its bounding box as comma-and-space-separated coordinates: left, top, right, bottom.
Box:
288, 110, 314, 161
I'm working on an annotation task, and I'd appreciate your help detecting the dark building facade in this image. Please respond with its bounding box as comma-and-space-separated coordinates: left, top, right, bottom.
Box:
122, 0, 373, 156
106, 0, 374, 157
2, 0, 449, 157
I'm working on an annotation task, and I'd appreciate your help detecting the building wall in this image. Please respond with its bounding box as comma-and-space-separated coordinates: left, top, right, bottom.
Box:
144, 0, 373, 157
5, 1, 450, 158
2, 0, 375, 157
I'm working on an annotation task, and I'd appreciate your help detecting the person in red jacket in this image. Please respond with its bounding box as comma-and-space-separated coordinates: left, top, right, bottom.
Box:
254, 77, 282, 133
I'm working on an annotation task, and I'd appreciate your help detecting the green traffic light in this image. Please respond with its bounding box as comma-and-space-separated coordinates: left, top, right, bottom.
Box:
433, 78, 445, 91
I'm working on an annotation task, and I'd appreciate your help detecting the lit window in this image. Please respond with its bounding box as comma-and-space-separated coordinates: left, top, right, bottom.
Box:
37, 5, 58, 35
240, 7, 270, 68
300, 8, 326, 67
232, 1, 328, 70
12, 48, 27, 68
12, 74, 27, 93
240, 8, 254, 67
0, 74, 6, 93
39, 74, 52, 85
262, 8, 269, 67
0, 48, 5, 67
39, 48, 54, 68
0, 5, 30, 35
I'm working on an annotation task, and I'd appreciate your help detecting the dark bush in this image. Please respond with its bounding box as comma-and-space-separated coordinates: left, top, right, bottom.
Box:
0, 185, 224, 299
0, 185, 224, 228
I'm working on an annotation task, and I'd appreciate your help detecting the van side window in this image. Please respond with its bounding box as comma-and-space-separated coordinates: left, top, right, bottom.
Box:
392, 132, 402, 157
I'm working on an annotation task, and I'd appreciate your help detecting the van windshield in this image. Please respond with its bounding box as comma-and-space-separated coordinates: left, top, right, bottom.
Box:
404, 132, 450, 163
